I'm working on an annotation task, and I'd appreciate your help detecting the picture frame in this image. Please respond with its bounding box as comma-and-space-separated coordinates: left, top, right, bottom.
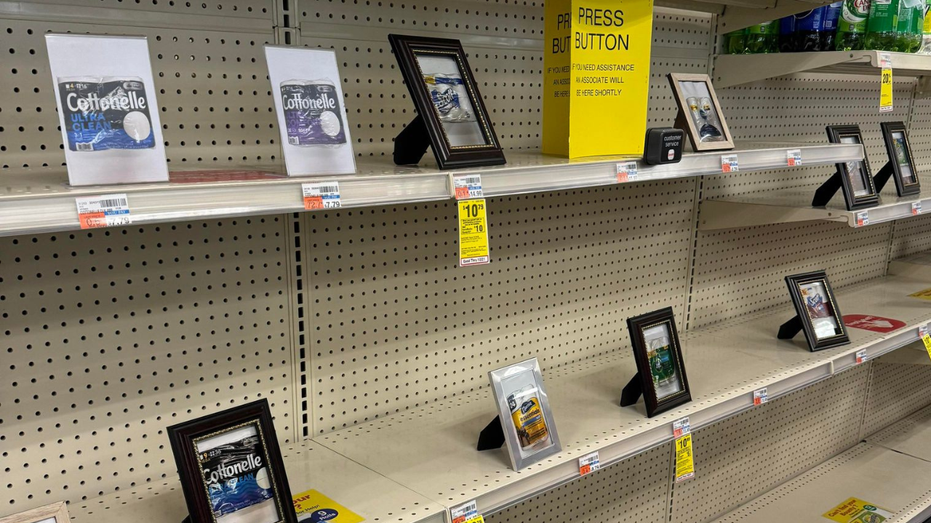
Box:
667, 73, 734, 152
826, 125, 880, 210
167, 399, 297, 523
0, 502, 70, 523
626, 307, 691, 418
880, 121, 922, 197
388, 34, 506, 169
488, 358, 561, 471
784, 271, 850, 352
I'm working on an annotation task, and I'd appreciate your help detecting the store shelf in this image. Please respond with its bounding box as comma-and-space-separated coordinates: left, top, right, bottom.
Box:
698, 186, 930, 230
0, 143, 861, 237
68, 440, 445, 523
714, 50, 931, 88
314, 273, 931, 518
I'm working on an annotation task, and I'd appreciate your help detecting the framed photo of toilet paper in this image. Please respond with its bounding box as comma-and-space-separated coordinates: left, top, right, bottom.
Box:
785, 271, 849, 352
826, 125, 879, 211
627, 307, 691, 417
880, 121, 921, 197
488, 358, 561, 471
667, 73, 733, 152
388, 34, 506, 169
45, 34, 168, 186
0, 502, 70, 523
168, 399, 297, 523
264, 46, 356, 176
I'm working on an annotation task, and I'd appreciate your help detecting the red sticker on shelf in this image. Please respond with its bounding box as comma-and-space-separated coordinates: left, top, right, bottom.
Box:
843, 314, 906, 333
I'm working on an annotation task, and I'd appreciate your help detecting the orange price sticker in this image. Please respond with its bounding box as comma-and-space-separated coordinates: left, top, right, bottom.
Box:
304, 195, 324, 210
78, 212, 107, 229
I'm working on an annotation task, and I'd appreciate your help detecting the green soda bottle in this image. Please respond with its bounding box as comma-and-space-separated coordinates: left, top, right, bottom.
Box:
865, 0, 900, 50
724, 28, 748, 54
897, 0, 924, 51
745, 21, 778, 53
836, 0, 872, 49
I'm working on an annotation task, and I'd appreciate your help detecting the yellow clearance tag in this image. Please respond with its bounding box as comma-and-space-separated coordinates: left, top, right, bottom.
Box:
464, 517, 485, 523
674, 434, 694, 482
923, 334, 931, 358
823, 497, 892, 522
910, 288, 931, 301
458, 199, 490, 267
880, 53, 893, 113
292, 489, 364, 523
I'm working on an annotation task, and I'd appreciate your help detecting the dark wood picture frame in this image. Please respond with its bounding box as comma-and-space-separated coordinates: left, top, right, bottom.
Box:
626, 307, 691, 417
388, 34, 506, 169
168, 399, 296, 523
784, 271, 850, 352
826, 125, 880, 210
667, 73, 734, 152
881, 121, 922, 197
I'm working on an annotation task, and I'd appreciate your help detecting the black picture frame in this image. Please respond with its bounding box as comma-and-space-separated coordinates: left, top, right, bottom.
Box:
784, 271, 850, 352
881, 121, 922, 197
168, 399, 297, 523
826, 125, 880, 210
626, 307, 691, 418
388, 34, 506, 170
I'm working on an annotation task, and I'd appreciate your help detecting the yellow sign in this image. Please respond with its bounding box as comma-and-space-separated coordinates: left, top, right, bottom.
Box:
823, 497, 892, 522
923, 334, 931, 359
909, 288, 931, 301
674, 434, 694, 482
880, 53, 893, 113
458, 199, 490, 267
464, 517, 485, 523
293, 489, 364, 523
543, 0, 654, 158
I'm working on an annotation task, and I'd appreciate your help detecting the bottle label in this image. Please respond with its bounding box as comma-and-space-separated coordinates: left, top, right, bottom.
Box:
841, 0, 872, 30
924, 2, 931, 32
868, 0, 897, 33
796, 8, 826, 31
748, 21, 777, 34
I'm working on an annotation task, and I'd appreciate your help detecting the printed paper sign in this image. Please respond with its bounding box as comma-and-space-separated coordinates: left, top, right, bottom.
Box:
451, 500, 478, 523
880, 52, 893, 113
75, 194, 132, 229
721, 155, 739, 173
616, 161, 639, 183
46, 34, 168, 186
843, 314, 906, 333
855, 211, 869, 227
579, 451, 601, 476
302, 182, 341, 210
454, 175, 484, 200
856, 349, 868, 364
787, 149, 802, 167
266, 46, 356, 176
293, 489, 364, 523
922, 334, 931, 360
458, 199, 490, 267
673, 417, 690, 438
823, 497, 892, 522
909, 288, 931, 301
753, 388, 768, 406
675, 433, 694, 482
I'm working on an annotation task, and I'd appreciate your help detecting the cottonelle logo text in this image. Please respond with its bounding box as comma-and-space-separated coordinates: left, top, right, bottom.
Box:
203, 454, 263, 485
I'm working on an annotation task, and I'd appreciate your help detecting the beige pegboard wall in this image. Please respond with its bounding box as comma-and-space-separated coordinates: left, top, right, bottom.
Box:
890, 213, 931, 260
302, 180, 697, 435
485, 443, 673, 523
670, 363, 872, 523
0, 1, 280, 173
0, 216, 296, 509
860, 353, 931, 438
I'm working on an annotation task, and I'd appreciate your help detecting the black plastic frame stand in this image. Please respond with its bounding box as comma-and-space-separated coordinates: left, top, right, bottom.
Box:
620, 374, 642, 407
811, 171, 843, 208
182, 517, 191, 523
777, 315, 803, 340
872, 161, 894, 193
477, 415, 505, 451
393, 114, 431, 166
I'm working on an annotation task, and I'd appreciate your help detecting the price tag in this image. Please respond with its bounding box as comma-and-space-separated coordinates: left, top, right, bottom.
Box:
458, 199, 490, 267
450, 500, 478, 523
75, 194, 132, 229
753, 387, 768, 406
675, 433, 694, 482
856, 211, 869, 227
856, 349, 868, 364
923, 334, 931, 358
673, 417, 690, 438
786, 149, 802, 167
912, 202, 922, 216
302, 181, 341, 210
721, 155, 739, 173
616, 161, 639, 183
880, 52, 893, 113
464, 517, 485, 523
920, 325, 930, 338
454, 175, 484, 200
579, 451, 601, 476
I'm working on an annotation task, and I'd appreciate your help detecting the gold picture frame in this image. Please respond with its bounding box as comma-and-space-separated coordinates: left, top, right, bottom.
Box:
0, 502, 71, 523
667, 73, 734, 152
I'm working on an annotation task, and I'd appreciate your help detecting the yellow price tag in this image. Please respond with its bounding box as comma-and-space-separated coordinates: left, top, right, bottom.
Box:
458, 199, 490, 267
880, 53, 893, 113
923, 334, 931, 358
674, 433, 694, 482
464, 517, 485, 523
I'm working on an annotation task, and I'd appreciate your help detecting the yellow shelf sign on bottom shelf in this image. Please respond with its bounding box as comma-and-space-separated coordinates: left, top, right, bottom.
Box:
293, 489, 364, 523
823, 497, 892, 522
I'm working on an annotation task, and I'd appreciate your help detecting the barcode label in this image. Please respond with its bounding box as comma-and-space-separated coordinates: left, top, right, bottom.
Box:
302, 181, 341, 210
454, 174, 484, 199
288, 136, 299, 145
76, 142, 94, 152
313, 185, 339, 194
75, 194, 132, 229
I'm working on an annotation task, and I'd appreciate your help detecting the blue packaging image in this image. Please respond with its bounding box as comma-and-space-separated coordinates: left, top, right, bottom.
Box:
198, 432, 276, 517
58, 77, 155, 152
280, 80, 346, 146
823, 1, 843, 31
